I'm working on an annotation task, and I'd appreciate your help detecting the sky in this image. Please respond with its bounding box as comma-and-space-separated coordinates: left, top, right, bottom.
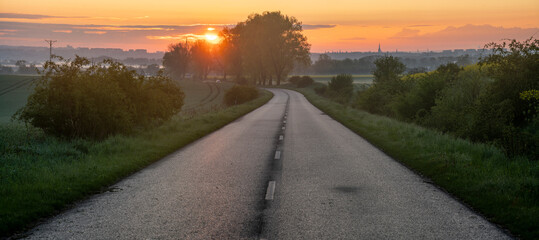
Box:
0, 0, 538, 53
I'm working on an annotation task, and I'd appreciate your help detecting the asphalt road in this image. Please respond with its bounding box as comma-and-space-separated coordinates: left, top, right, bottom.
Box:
24, 89, 511, 239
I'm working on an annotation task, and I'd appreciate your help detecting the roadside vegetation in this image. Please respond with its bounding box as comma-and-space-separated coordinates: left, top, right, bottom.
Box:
0, 56, 272, 237
223, 85, 259, 106
286, 38, 538, 239
287, 75, 314, 88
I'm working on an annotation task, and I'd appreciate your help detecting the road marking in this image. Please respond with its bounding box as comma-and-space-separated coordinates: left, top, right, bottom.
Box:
283, 120, 286, 123
279, 135, 283, 141
265, 181, 276, 200
274, 150, 281, 160
282, 126, 285, 130
284, 116, 287, 119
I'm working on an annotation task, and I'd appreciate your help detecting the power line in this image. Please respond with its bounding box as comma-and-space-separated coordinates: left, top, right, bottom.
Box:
44, 40, 57, 62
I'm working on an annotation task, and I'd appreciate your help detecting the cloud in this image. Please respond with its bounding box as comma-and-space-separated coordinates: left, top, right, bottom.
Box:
84, 31, 107, 35
147, 33, 206, 41
53, 30, 72, 33
0, 12, 85, 19
0, 21, 231, 51
0, 21, 223, 34
303, 24, 336, 30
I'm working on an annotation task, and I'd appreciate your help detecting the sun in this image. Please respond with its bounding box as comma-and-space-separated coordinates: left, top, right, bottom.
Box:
205, 34, 219, 43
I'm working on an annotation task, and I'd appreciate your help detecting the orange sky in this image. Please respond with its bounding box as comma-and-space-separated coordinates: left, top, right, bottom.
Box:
0, 0, 538, 52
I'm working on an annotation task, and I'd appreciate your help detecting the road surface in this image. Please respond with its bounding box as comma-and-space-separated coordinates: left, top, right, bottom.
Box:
23, 89, 510, 239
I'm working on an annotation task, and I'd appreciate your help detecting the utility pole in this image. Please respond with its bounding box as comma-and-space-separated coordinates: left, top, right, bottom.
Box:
44, 40, 57, 62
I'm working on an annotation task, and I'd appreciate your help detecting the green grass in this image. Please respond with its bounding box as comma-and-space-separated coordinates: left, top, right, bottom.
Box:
178, 80, 233, 113
0, 88, 273, 237
0, 75, 37, 122
287, 84, 538, 240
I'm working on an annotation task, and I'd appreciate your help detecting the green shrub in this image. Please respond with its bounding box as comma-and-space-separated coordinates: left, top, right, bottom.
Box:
426, 64, 490, 134
223, 85, 259, 106
296, 76, 314, 88
288, 75, 302, 84
14, 56, 184, 139
327, 74, 354, 104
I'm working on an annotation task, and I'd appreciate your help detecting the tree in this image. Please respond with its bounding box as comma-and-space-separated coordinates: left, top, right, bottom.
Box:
216, 27, 243, 81
373, 56, 406, 86
236, 11, 311, 85
312, 54, 334, 74
190, 40, 213, 80
163, 42, 191, 80
356, 56, 406, 115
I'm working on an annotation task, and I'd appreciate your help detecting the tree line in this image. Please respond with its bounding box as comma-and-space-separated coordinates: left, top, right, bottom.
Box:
163, 11, 311, 86
295, 53, 476, 75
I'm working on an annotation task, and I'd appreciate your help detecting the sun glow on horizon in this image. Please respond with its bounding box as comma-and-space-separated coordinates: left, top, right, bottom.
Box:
205, 34, 219, 43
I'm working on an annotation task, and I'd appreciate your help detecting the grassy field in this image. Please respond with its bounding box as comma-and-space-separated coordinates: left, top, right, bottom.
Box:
0, 79, 272, 237
178, 80, 233, 116
0, 75, 38, 122
285, 84, 538, 240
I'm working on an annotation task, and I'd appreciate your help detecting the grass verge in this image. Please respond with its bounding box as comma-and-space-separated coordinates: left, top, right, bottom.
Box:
288, 85, 538, 240
0, 89, 273, 237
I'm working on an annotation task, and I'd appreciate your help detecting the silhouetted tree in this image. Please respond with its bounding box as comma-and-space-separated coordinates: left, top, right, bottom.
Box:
235, 11, 311, 85
216, 27, 242, 81
190, 40, 213, 80
163, 42, 190, 79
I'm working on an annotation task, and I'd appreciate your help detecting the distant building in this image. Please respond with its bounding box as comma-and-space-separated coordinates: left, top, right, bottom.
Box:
378, 43, 382, 54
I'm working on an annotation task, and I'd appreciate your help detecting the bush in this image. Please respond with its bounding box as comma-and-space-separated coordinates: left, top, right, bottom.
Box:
426, 64, 489, 134
296, 76, 314, 88
327, 74, 354, 104
14, 56, 184, 139
224, 85, 259, 106
288, 75, 302, 84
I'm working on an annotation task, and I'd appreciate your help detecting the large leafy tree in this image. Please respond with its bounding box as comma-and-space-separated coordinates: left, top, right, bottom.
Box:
217, 27, 243, 81
163, 42, 191, 80
190, 40, 213, 80
233, 11, 311, 85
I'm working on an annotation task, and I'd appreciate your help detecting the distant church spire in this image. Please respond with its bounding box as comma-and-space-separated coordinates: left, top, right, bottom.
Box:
378, 43, 382, 53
